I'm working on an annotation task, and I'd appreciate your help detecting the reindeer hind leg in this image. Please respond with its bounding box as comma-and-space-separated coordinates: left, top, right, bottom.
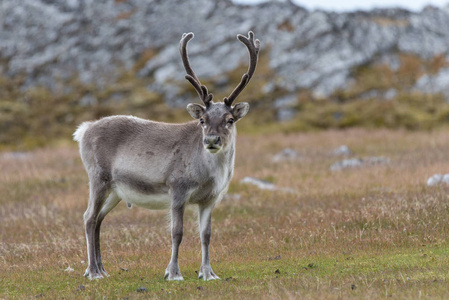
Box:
83, 175, 111, 280
95, 191, 121, 277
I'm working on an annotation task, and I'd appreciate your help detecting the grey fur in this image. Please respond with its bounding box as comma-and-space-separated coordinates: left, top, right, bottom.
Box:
73, 32, 259, 281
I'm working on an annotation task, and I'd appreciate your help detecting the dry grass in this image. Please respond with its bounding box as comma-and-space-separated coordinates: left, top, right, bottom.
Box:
2, 128, 449, 298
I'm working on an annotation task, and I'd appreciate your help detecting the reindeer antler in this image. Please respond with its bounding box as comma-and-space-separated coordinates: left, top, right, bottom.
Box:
224, 31, 260, 107
179, 33, 213, 107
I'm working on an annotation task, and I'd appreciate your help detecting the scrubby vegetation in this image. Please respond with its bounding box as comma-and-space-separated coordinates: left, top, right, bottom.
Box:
1, 53, 449, 150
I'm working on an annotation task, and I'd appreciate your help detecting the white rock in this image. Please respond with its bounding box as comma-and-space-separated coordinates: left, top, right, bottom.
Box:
427, 174, 443, 186
441, 174, 449, 184
367, 157, 391, 165
273, 148, 300, 162
332, 145, 353, 156
330, 158, 362, 171
415, 68, 449, 101
384, 88, 398, 100
330, 157, 390, 171
64, 266, 74, 272
240, 176, 296, 193
240, 177, 276, 190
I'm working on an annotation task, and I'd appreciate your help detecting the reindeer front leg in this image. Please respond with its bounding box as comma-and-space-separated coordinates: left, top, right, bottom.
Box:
198, 204, 220, 281
165, 196, 185, 281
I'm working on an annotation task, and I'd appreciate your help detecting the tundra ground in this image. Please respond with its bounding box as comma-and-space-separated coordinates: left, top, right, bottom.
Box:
2, 128, 449, 299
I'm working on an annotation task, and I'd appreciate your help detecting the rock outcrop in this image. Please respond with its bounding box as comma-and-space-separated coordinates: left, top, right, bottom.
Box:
1, 0, 449, 99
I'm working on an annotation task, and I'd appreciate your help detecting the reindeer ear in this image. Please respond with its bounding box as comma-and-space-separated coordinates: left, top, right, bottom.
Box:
186, 103, 205, 119
232, 102, 250, 121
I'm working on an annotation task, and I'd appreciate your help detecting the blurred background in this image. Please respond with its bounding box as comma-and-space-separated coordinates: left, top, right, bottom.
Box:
1, 0, 449, 149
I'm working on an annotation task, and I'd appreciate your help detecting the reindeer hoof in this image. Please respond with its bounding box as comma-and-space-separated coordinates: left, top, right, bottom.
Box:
198, 266, 220, 281
84, 267, 104, 280
98, 265, 110, 277
88, 272, 104, 280
164, 267, 184, 281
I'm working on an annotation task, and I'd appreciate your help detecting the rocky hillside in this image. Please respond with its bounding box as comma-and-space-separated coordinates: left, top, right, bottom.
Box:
2, 0, 449, 98
2, 0, 449, 148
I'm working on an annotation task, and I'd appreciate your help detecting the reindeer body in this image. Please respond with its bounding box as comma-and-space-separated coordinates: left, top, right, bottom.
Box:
74, 32, 259, 281
75, 115, 234, 211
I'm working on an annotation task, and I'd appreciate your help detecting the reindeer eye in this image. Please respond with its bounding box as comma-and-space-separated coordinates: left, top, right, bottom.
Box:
227, 118, 234, 125
200, 119, 205, 125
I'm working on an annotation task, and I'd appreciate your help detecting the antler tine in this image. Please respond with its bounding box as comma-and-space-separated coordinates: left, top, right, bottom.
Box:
224, 31, 260, 107
179, 32, 213, 107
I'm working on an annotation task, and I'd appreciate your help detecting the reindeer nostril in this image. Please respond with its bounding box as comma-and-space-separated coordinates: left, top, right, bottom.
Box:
204, 136, 220, 146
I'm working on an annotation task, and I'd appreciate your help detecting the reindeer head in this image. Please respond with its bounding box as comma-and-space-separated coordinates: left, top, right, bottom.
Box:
180, 32, 260, 154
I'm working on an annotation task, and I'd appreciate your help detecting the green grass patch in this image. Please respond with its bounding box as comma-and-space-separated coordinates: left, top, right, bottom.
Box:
2, 245, 449, 299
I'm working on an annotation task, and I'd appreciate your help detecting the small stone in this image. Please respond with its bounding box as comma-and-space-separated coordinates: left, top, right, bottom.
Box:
273, 148, 300, 162
330, 158, 363, 171
427, 174, 443, 186
269, 255, 281, 260
351, 284, 356, 290
332, 145, 353, 156
64, 266, 74, 272
274, 269, 281, 274
136, 287, 148, 293
76, 285, 85, 292
197, 286, 203, 290
441, 174, 449, 184
367, 157, 390, 165
330, 157, 390, 171
240, 177, 276, 191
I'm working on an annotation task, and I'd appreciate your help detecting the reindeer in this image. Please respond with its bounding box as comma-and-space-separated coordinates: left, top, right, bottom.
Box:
73, 32, 260, 281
